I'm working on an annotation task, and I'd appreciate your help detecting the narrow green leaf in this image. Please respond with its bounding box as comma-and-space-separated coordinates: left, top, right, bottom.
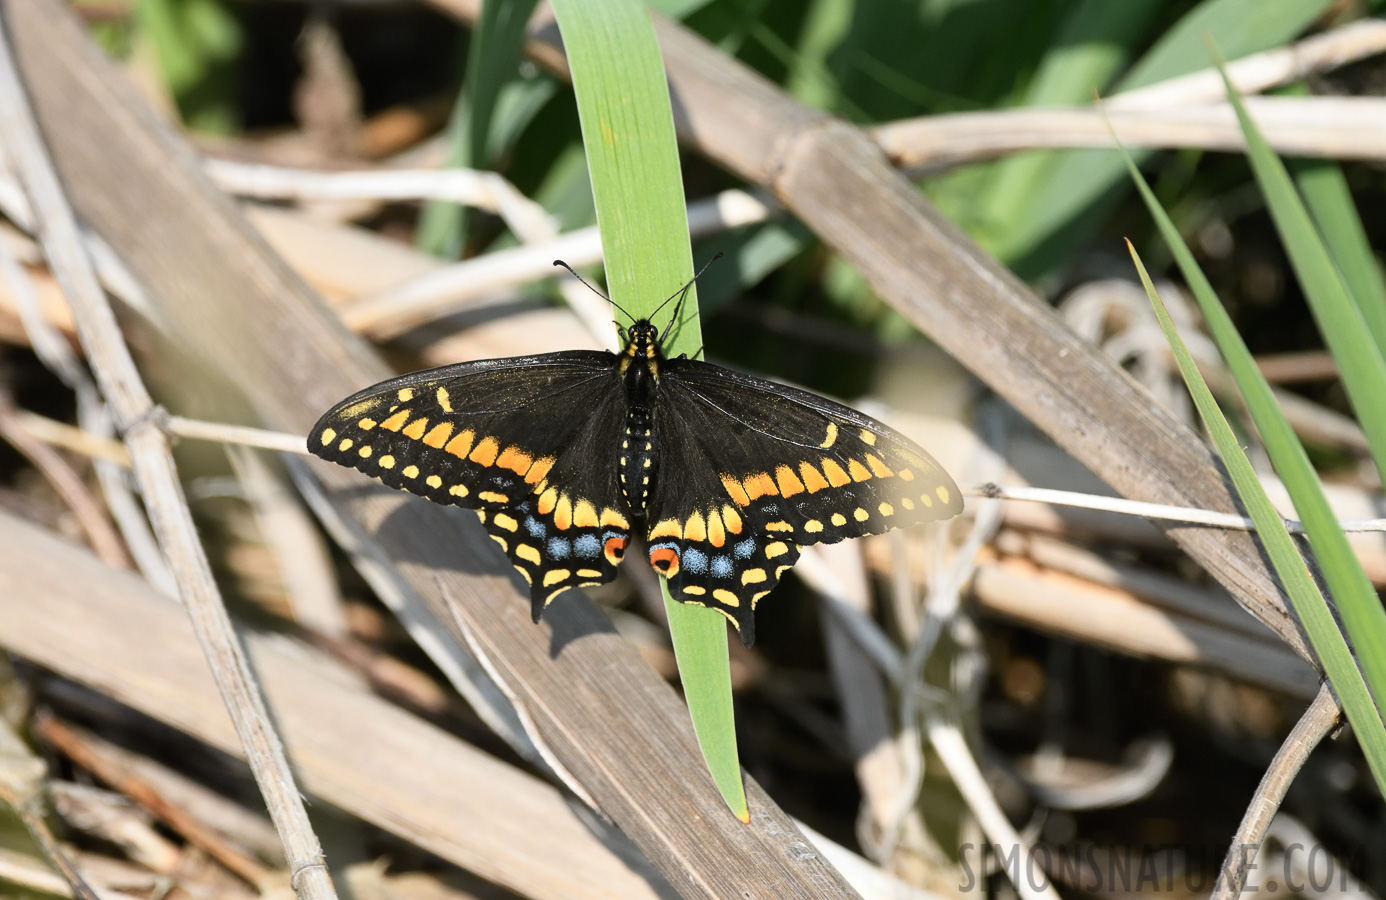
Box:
548, 0, 746, 820
1129, 244, 1386, 792
994, 0, 1332, 275
418, 0, 541, 258
1103, 105, 1386, 791
1292, 158, 1386, 359
1207, 44, 1386, 714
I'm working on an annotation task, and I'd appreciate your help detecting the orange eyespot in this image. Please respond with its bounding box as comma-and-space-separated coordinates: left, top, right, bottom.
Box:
603, 535, 628, 565
648, 545, 680, 577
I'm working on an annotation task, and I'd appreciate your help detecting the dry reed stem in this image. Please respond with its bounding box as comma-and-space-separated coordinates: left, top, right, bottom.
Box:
1212, 684, 1340, 900
5, 3, 864, 896
0, 392, 129, 567
0, 13, 336, 900
35, 716, 277, 889
972, 555, 1320, 698
0, 508, 673, 900
875, 97, 1386, 171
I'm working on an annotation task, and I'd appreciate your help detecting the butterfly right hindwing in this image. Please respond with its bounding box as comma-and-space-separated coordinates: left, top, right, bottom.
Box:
639, 356, 960, 643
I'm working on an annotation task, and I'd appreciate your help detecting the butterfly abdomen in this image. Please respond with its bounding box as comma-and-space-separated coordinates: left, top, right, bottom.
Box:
619, 406, 657, 516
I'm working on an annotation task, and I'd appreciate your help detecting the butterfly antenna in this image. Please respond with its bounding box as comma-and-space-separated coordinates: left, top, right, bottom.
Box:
553, 260, 636, 326
656, 251, 723, 340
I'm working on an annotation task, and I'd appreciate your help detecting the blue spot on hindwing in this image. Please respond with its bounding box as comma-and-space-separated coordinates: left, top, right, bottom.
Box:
575, 534, 601, 558
711, 556, 733, 578
683, 547, 709, 574
733, 538, 755, 559
524, 516, 546, 538
547, 537, 571, 560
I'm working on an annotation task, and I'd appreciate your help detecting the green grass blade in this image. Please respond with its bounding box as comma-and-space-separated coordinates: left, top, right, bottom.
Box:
1292, 158, 1386, 357
1208, 46, 1386, 710
548, 0, 746, 821
1128, 245, 1386, 792
1103, 104, 1386, 788
994, 0, 1331, 276
417, 0, 541, 258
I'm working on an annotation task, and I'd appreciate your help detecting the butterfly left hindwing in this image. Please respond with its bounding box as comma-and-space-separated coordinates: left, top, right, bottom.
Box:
309, 352, 634, 618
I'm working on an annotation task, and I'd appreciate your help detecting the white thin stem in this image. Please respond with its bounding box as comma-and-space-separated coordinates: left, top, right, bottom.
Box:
203, 160, 557, 245
340, 188, 776, 334
0, 19, 336, 900
966, 482, 1386, 534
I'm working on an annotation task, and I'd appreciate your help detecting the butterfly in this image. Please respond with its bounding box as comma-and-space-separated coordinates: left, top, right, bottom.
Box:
309, 262, 962, 646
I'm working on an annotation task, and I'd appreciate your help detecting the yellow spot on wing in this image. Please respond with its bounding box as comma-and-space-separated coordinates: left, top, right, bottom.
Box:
853, 507, 869, 522
319, 428, 337, 446
527, 456, 556, 484
847, 459, 872, 481
804, 519, 823, 533
469, 437, 500, 466
919, 492, 934, 508
436, 387, 452, 412
574, 500, 599, 529
721, 474, 751, 507
544, 569, 570, 587
554, 495, 573, 530
493, 513, 519, 532
712, 589, 740, 607
498, 446, 534, 475
765, 521, 793, 532
821, 458, 851, 487
684, 511, 707, 542
379, 455, 395, 469
445, 429, 475, 458
743, 472, 778, 500
402, 418, 428, 440
516, 544, 540, 564
799, 462, 829, 493
901, 497, 914, 510
831, 513, 846, 526
402, 465, 419, 478
449, 484, 468, 497
358, 419, 376, 430
682, 585, 706, 596
358, 445, 372, 458
338, 438, 353, 452
381, 410, 410, 431
479, 491, 509, 504
649, 518, 681, 540
707, 509, 726, 548
765, 541, 789, 558
538, 488, 558, 515
775, 464, 805, 498
878, 502, 894, 516
936, 485, 952, 504
898, 469, 916, 482
741, 568, 766, 585
722, 505, 743, 535
860, 429, 876, 446
865, 453, 893, 478
423, 422, 454, 448
397, 388, 414, 402
820, 422, 838, 448
426, 475, 442, 488
600, 508, 629, 529
577, 568, 602, 578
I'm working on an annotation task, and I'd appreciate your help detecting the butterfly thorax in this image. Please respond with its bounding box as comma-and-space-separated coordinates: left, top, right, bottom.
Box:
617, 320, 664, 517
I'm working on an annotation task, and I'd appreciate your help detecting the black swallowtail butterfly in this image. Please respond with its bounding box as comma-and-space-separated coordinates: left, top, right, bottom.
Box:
310, 265, 962, 645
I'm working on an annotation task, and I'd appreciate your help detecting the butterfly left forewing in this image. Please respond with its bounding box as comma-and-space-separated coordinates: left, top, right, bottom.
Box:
309, 352, 631, 618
